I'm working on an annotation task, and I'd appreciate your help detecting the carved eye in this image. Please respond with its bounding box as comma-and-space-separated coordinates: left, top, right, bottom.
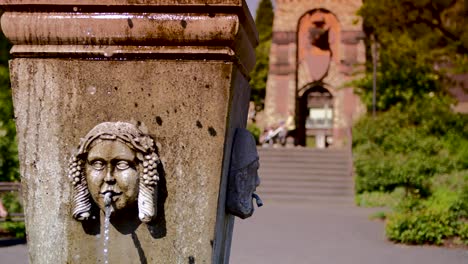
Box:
91, 160, 105, 170
116, 161, 130, 170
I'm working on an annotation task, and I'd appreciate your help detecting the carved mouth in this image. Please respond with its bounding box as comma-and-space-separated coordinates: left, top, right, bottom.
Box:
100, 190, 122, 202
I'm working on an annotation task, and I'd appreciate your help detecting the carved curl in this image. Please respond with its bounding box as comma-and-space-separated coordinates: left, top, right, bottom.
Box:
69, 122, 159, 223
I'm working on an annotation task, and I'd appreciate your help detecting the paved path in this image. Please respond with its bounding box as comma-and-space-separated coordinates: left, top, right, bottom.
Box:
0, 243, 27, 264
1, 202, 467, 264
231, 202, 467, 264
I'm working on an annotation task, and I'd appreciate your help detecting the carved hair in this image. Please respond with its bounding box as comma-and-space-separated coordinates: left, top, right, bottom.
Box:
69, 122, 159, 223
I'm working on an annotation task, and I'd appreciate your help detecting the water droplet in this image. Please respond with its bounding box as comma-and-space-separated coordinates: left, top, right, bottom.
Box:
87, 86, 97, 95
103, 49, 114, 57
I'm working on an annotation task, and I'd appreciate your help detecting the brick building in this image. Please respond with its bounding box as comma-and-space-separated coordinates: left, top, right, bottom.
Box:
264, 0, 366, 147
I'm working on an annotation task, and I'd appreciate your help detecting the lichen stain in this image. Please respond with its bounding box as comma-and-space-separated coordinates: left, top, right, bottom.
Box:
188, 256, 195, 264
155, 116, 163, 126
181, 20, 187, 29
208, 127, 217, 137
127, 18, 134, 29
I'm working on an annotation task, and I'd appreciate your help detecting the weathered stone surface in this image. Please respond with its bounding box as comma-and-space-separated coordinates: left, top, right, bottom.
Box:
10, 59, 249, 263
1, 10, 256, 75
0, 0, 243, 5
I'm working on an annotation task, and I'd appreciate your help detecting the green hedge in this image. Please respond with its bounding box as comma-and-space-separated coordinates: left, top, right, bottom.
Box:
353, 97, 468, 195
353, 98, 468, 245
385, 172, 468, 245
0, 221, 25, 239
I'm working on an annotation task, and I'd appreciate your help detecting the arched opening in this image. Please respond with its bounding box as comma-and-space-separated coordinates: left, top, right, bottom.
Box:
294, 8, 339, 148
297, 85, 333, 148
296, 9, 340, 89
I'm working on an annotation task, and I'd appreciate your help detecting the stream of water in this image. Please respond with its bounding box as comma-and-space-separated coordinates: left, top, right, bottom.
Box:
103, 193, 112, 264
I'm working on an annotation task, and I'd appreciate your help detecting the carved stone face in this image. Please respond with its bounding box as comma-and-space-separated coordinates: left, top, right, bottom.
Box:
85, 140, 139, 211
70, 121, 159, 223
238, 160, 260, 212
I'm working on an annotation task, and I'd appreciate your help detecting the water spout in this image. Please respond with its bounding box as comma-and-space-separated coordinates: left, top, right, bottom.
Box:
103, 192, 112, 264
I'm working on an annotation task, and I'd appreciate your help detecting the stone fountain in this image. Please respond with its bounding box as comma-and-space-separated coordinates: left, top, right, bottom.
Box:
0, 1, 259, 263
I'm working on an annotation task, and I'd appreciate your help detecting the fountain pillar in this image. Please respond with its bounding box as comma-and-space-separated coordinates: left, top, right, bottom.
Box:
0, 1, 258, 263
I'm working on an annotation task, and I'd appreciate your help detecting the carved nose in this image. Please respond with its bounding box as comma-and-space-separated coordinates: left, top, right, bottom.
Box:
104, 167, 116, 183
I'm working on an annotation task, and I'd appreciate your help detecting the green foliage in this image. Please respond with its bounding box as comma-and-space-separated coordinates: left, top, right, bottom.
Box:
460, 223, 468, 244
353, 97, 468, 194
0, 221, 25, 238
354, 1, 468, 246
249, 0, 274, 110
355, 188, 405, 208
360, 0, 467, 57
1, 192, 23, 214
386, 208, 460, 245
355, 0, 467, 111
250, 40, 271, 110
369, 211, 387, 221
385, 171, 468, 245
255, 0, 274, 43
0, 18, 19, 182
353, 34, 442, 112
246, 122, 261, 145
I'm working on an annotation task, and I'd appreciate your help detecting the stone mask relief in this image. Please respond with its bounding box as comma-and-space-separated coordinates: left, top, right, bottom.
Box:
69, 122, 160, 223
226, 128, 262, 219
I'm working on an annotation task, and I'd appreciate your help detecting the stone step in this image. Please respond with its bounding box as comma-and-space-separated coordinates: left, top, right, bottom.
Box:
258, 148, 349, 154
260, 179, 353, 189
260, 165, 350, 173
261, 174, 352, 182
260, 174, 349, 180
258, 151, 349, 160
256, 147, 353, 203
258, 194, 355, 204
259, 185, 354, 195
260, 169, 350, 176
260, 159, 350, 166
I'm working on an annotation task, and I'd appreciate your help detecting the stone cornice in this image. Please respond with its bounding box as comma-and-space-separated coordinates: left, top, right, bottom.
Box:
0, 0, 242, 6
0, 0, 258, 75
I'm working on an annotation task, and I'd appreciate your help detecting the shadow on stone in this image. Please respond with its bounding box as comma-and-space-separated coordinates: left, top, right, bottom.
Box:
146, 160, 167, 239
131, 232, 148, 264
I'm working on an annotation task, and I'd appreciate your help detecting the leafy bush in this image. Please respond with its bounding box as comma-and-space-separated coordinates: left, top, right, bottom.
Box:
0, 27, 19, 182
355, 187, 405, 208
0, 221, 25, 238
386, 208, 460, 245
1, 192, 23, 214
385, 171, 468, 245
459, 223, 468, 244
246, 123, 262, 145
353, 97, 468, 194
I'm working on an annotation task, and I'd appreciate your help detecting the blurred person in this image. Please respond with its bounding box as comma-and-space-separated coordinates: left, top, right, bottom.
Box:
282, 111, 296, 146
0, 200, 7, 218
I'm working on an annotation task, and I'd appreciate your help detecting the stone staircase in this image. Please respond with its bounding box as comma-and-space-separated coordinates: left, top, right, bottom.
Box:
257, 147, 355, 204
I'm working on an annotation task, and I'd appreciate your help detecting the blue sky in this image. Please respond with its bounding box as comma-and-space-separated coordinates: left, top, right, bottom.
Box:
246, 0, 259, 17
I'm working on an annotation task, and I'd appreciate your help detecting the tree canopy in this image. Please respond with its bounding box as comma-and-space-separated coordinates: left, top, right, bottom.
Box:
249, 0, 274, 111
354, 0, 467, 111
0, 19, 19, 182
